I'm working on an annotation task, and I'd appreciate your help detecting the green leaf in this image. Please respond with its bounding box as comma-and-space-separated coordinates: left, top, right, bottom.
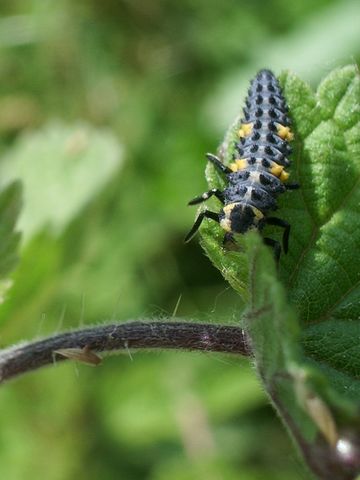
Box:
197, 65, 360, 478
0, 181, 22, 301
0, 122, 123, 241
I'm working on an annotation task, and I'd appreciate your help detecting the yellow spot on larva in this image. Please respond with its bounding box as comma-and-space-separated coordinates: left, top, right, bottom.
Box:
229, 158, 247, 172
220, 218, 232, 232
270, 163, 284, 177
276, 124, 294, 141
238, 123, 253, 138
280, 170, 290, 182
223, 203, 236, 215
252, 206, 264, 221
221, 203, 236, 231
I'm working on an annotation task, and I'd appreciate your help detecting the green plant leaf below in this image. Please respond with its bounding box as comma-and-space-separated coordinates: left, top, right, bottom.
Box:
197, 65, 360, 479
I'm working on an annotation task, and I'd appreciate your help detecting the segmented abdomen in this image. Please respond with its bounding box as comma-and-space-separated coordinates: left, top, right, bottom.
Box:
225, 69, 293, 215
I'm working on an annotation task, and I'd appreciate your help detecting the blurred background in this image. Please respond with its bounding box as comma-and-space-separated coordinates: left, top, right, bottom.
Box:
0, 1, 359, 479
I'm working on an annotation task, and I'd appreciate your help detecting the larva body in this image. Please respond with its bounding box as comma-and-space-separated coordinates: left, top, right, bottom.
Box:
186, 69, 298, 260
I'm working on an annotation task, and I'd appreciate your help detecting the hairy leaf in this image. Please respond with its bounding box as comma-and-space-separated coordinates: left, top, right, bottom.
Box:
198, 65, 360, 479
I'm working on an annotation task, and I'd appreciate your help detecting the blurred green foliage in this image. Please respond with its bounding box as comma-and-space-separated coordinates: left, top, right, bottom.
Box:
0, 1, 359, 479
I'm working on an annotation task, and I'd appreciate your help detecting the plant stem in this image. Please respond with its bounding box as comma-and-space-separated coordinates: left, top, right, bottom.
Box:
0, 320, 250, 384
